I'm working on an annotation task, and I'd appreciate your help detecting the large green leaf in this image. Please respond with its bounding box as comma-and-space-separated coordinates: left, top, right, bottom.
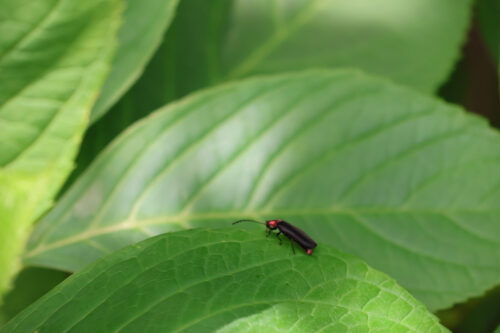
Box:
0, 0, 121, 298
65, 0, 474, 191
89, 0, 180, 123
161, 0, 473, 100
24, 70, 500, 311
67, 0, 474, 184
4, 229, 447, 332
64, 0, 233, 186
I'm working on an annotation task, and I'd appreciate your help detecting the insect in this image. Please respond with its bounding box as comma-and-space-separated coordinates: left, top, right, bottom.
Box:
232, 219, 317, 255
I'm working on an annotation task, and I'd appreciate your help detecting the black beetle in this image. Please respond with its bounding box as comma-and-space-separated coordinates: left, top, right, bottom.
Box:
232, 219, 317, 255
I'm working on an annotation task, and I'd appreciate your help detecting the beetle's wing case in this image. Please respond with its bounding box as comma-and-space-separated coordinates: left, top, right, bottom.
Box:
277, 221, 317, 250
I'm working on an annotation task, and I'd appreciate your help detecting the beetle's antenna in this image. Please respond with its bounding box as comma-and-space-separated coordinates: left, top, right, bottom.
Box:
232, 219, 265, 225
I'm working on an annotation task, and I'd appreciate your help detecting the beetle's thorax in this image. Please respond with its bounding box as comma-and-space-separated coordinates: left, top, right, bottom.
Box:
266, 219, 282, 230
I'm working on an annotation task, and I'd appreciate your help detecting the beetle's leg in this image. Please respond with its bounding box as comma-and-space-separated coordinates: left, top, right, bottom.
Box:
266, 228, 271, 237
275, 231, 282, 245
283, 234, 295, 255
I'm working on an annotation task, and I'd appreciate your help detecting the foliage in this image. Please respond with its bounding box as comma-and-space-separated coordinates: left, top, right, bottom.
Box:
24, 70, 500, 312
0, 0, 121, 299
1, 0, 499, 331
3, 229, 447, 333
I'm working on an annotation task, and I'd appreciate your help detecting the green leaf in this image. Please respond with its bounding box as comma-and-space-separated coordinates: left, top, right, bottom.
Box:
89, 0, 180, 123
0, 267, 67, 324
0, 174, 45, 301
24, 70, 500, 311
63, 0, 233, 186
162, 0, 473, 99
478, 0, 500, 60
3, 229, 447, 332
0, 0, 121, 298
66, 0, 474, 189
477, 0, 500, 94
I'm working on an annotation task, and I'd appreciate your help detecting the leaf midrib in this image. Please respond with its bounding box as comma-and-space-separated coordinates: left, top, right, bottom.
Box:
2, 67, 87, 169
225, 0, 321, 79
1, 0, 108, 168
23, 206, 500, 266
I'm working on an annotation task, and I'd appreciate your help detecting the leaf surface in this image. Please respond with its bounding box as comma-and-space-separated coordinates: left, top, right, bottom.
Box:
25, 70, 500, 310
4, 229, 448, 332
0, 0, 121, 298
89, 0, 179, 122
68, 0, 474, 187
478, 0, 500, 95
163, 0, 473, 99
0, 267, 67, 324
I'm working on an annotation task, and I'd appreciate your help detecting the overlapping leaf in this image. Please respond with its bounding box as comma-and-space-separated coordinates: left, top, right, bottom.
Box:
69, 0, 474, 188
90, 0, 179, 122
4, 229, 448, 332
0, 0, 121, 298
160, 0, 473, 100
0, 267, 67, 324
25, 70, 500, 311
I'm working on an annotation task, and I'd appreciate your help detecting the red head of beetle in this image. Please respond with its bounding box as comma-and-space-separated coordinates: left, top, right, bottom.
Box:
266, 219, 282, 230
